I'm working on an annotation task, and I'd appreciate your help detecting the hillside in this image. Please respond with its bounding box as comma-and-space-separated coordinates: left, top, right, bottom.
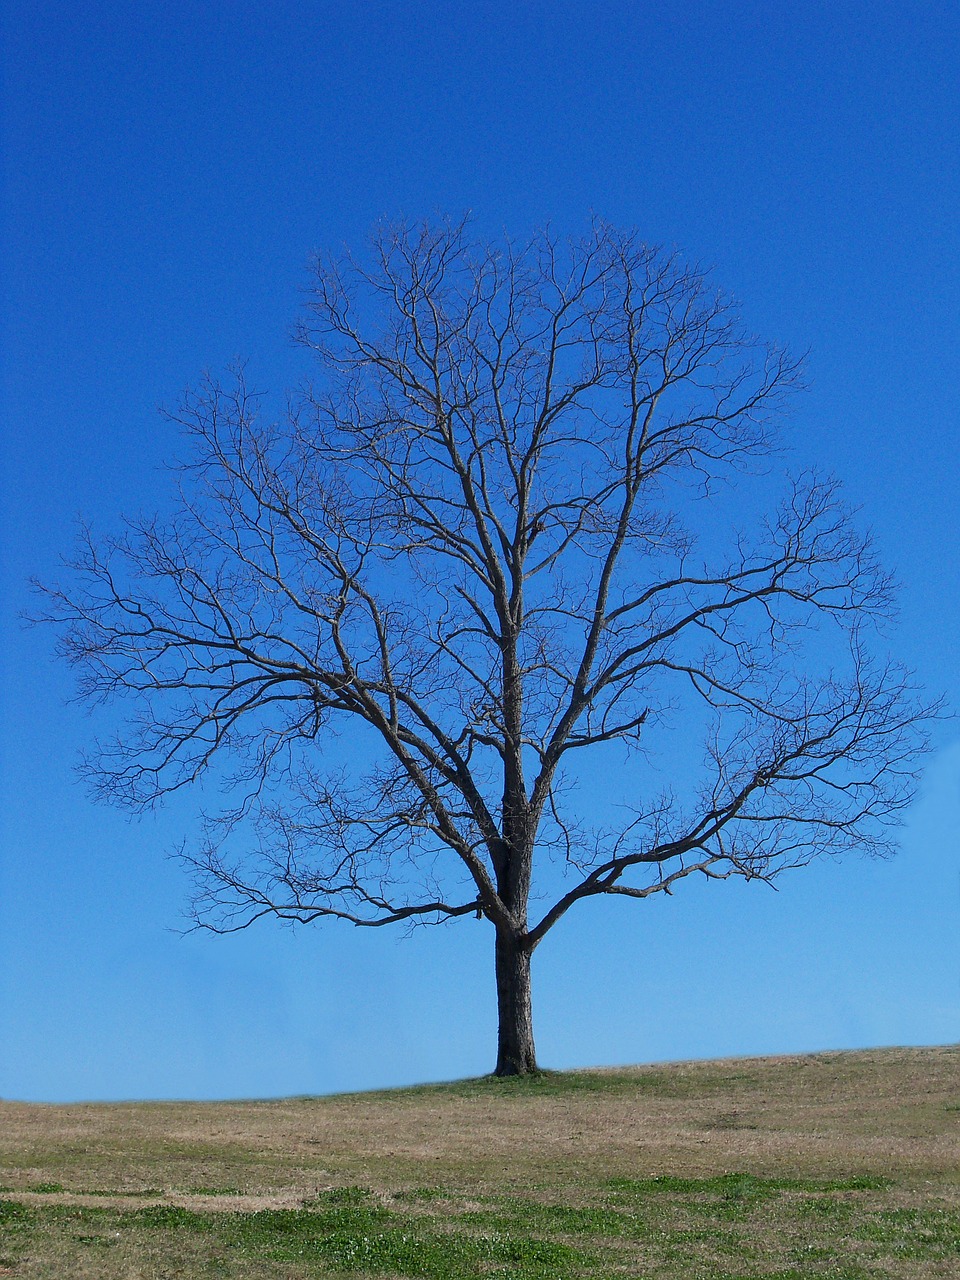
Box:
1, 1044, 958, 1277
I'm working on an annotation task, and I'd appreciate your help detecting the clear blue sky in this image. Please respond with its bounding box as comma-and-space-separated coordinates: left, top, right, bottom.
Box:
1, 0, 958, 1102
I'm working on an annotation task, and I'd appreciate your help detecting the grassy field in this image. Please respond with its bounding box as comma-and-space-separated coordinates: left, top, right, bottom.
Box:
0, 1044, 957, 1278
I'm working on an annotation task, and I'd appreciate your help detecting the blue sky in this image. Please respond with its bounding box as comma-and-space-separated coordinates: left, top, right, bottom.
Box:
1, 0, 958, 1102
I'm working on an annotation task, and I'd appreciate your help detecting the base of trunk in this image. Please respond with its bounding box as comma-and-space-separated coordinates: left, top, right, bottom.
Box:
493, 1057, 539, 1077
494, 930, 538, 1076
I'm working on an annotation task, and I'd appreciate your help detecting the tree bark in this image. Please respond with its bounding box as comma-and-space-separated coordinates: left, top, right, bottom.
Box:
493, 929, 538, 1075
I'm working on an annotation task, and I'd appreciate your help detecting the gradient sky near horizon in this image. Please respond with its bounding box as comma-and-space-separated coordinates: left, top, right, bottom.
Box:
2, 0, 958, 1102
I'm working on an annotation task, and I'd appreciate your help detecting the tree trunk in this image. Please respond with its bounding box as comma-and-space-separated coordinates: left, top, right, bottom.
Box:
494, 929, 538, 1075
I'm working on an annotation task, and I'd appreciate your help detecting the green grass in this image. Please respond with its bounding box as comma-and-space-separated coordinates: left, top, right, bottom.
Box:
352, 1065, 764, 1103
0, 1196, 593, 1278
2, 1174, 958, 1278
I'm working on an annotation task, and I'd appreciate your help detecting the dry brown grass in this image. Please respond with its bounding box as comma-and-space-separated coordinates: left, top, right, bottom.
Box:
1, 1044, 958, 1278
3, 1044, 957, 1198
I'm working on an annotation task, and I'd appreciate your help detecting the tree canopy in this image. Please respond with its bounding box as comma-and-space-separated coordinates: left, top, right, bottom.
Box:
43, 219, 932, 1073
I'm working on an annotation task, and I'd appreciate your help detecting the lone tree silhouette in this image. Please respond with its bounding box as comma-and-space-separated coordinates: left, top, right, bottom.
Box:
44, 220, 930, 1075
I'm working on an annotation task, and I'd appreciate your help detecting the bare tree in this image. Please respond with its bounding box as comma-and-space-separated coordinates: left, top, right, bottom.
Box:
42, 219, 932, 1075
